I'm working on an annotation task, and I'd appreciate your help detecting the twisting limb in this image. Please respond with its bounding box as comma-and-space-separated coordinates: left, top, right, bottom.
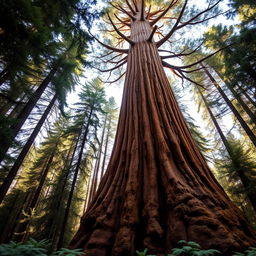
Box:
116, 3, 136, 20
93, 59, 127, 73
89, 31, 129, 54
140, 0, 145, 20
96, 50, 115, 59
180, 66, 205, 73
106, 56, 128, 65
107, 13, 135, 45
176, 46, 231, 69
175, 0, 222, 30
114, 13, 131, 27
147, 26, 158, 42
156, 0, 188, 48
178, 70, 205, 87
184, 11, 228, 26
150, 0, 178, 26
148, 7, 167, 19
125, 0, 136, 15
99, 72, 126, 84
162, 60, 204, 87
159, 49, 175, 54
101, 55, 127, 65
161, 41, 204, 59
105, 53, 123, 63
132, 0, 138, 12
146, 5, 151, 19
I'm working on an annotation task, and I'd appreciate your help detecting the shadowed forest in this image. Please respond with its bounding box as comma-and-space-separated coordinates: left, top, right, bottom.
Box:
0, 0, 256, 255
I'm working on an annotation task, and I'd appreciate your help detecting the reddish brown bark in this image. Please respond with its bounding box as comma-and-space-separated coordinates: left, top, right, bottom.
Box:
70, 2, 256, 255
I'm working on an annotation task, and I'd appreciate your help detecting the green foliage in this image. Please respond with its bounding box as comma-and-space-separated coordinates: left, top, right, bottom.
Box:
233, 247, 256, 256
0, 239, 84, 256
170, 241, 220, 256
136, 248, 155, 256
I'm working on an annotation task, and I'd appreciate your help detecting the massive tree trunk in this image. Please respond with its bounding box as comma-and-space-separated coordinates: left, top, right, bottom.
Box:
70, 3, 256, 256
0, 94, 57, 204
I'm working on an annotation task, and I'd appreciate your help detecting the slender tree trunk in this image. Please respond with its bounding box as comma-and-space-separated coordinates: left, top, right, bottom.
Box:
197, 87, 230, 150
0, 67, 58, 163
71, 18, 256, 255
201, 63, 256, 147
0, 68, 10, 88
237, 84, 256, 109
198, 87, 256, 214
14, 148, 56, 242
212, 67, 256, 124
0, 94, 57, 204
88, 155, 99, 205
7, 95, 27, 119
92, 116, 107, 195
0, 191, 30, 243
88, 119, 107, 204
50, 139, 80, 250
100, 117, 112, 179
57, 110, 93, 249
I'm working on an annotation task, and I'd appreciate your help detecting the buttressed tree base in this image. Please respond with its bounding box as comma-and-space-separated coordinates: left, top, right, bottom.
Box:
70, 0, 256, 255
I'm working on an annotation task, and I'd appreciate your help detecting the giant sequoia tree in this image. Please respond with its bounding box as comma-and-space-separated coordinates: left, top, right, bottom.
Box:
70, 0, 256, 255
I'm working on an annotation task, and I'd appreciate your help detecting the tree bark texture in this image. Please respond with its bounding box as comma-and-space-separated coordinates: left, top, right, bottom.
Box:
70, 19, 256, 256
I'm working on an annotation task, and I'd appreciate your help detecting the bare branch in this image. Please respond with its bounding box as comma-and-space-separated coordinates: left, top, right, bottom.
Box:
99, 72, 126, 84
147, 26, 158, 42
150, 0, 178, 26
175, 0, 222, 30
181, 10, 228, 26
114, 13, 131, 27
132, 0, 139, 12
105, 53, 123, 63
125, 0, 136, 15
140, 0, 145, 20
96, 50, 115, 59
114, 3, 136, 20
148, 7, 166, 18
93, 59, 127, 73
161, 41, 204, 59
146, 5, 151, 19
177, 46, 230, 69
103, 56, 127, 65
107, 13, 135, 45
156, 0, 188, 48
162, 60, 205, 88
89, 31, 129, 54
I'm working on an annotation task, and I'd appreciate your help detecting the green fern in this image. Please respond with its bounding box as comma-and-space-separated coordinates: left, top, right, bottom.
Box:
0, 239, 84, 256
169, 240, 220, 256
233, 247, 256, 256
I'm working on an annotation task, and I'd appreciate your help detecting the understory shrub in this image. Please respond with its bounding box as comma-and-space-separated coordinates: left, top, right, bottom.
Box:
0, 239, 84, 256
